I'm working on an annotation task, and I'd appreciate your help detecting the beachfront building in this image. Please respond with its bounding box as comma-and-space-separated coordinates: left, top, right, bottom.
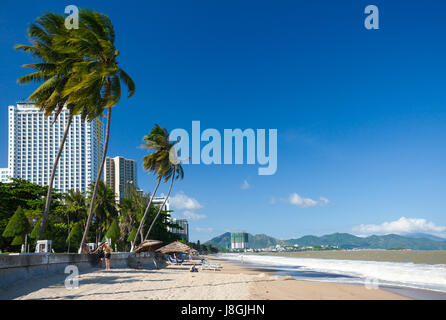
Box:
5, 103, 104, 192
151, 196, 189, 241
103, 156, 137, 203
168, 218, 189, 241
152, 196, 170, 212
231, 232, 249, 251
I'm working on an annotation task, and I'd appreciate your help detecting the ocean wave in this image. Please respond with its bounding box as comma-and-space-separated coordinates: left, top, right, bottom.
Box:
219, 253, 446, 292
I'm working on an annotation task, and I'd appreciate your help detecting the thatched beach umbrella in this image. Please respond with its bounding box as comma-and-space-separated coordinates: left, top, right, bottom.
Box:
133, 240, 163, 253
156, 241, 192, 254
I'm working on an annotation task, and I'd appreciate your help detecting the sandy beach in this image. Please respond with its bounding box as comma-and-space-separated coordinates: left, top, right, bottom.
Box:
0, 256, 410, 300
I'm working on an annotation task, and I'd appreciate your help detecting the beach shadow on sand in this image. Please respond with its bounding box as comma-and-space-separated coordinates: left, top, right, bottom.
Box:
1, 272, 69, 300
0, 267, 174, 300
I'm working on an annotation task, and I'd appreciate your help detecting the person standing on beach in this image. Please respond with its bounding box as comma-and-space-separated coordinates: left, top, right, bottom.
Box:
91, 243, 105, 268
103, 242, 113, 270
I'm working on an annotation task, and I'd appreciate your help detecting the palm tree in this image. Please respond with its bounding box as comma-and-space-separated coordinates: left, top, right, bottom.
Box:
56, 10, 135, 252
131, 178, 160, 248
64, 189, 87, 226
131, 125, 170, 250
141, 126, 184, 242
119, 185, 138, 234
64, 189, 87, 252
65, 190, 87, 212
15, 13, 93, 240
120, 183, 147, 249
144, 163, 183, 242
87, 181, 118, 243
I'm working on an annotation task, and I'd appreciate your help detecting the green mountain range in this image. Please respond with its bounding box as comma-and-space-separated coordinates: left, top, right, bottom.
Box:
205, 232, 446, 250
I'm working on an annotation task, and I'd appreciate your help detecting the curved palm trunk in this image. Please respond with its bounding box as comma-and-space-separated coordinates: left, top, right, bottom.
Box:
144, 172, 175, 241
38, 114, 73, 240
79, 105, 112, 253
130, 178, 161, 251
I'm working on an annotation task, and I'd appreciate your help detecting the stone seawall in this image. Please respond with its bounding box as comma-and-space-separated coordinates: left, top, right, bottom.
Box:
0, 252, 166, 290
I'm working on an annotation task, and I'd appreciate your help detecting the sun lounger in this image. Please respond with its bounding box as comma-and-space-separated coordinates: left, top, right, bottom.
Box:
166, 255, 176, 264
201, 259, 222, 271
167, 255, 183, 265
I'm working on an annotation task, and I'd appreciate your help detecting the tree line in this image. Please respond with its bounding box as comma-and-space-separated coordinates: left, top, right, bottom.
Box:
0, 179, 184, 253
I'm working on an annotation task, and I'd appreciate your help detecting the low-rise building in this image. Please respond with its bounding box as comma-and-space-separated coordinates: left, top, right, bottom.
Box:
168, 218, 189, 241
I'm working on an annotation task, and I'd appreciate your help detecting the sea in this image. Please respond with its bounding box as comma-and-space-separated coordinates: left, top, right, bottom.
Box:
218, 251, 446, 300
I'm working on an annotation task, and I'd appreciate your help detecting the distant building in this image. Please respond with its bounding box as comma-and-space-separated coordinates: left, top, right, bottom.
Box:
151, 196, 189, 240
103, 156, 137, 203
168, 218, 189, 242
231, 232, 249, 251
152, 196, 169, 212
5, 103, 104, 192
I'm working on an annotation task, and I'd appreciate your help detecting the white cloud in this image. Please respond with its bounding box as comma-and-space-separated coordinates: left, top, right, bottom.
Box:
169, 192, 203, 210
353, 217, 446, 236
319, 197, 330, 205
241, 180, 250, 190
288, 193, 329, 208
183, 211, 207, 220
194, 227, 214, 233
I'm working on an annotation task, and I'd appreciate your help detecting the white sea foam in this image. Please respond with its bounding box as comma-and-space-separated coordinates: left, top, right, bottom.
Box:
219, 253, 446, 292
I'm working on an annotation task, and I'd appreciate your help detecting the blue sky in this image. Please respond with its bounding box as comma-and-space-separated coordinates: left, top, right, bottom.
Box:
1, 1, 446, 242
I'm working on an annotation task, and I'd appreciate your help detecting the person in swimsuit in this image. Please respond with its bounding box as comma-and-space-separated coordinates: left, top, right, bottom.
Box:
103, 242, 112, 270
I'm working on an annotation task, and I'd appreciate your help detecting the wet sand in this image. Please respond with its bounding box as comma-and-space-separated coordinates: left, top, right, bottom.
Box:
208, 257, 410, 300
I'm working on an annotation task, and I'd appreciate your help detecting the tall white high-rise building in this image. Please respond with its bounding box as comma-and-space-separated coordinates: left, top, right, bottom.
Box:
103, 156, 137, 203
0, 168, 10, 183
5, 103, 105, 192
